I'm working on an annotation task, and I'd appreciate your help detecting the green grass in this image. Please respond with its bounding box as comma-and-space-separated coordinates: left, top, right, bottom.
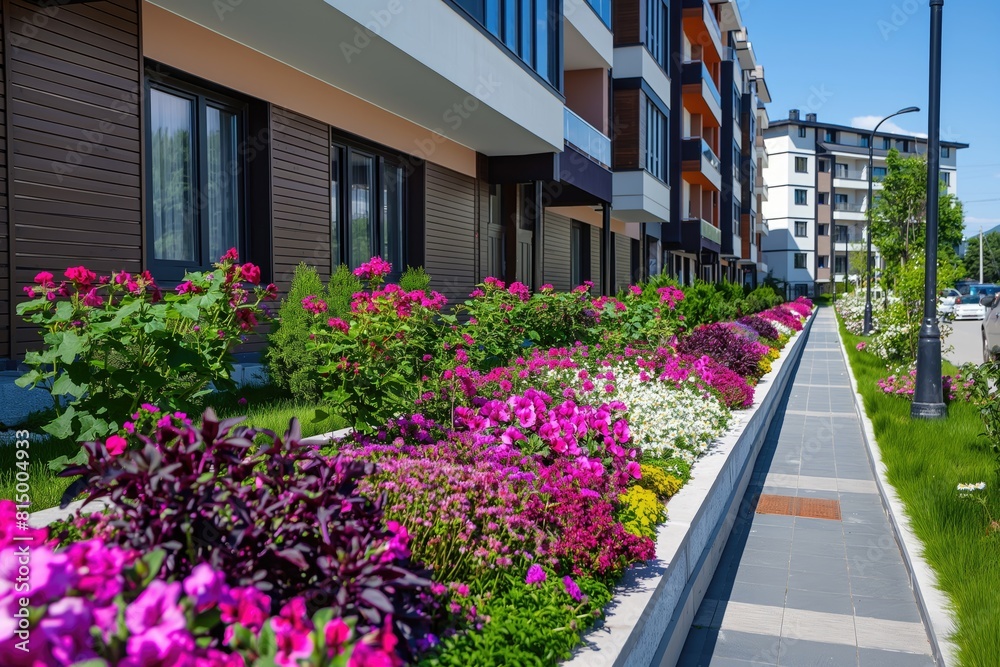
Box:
0, 382, 347, 512
836, 309, 1000, 666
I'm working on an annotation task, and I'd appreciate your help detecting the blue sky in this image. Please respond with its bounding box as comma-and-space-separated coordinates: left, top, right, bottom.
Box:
743, 0, 999, 239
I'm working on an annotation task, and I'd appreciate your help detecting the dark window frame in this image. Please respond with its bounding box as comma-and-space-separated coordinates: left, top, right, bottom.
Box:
795, 156, 808, 173
330, 131, 416, 280
571, 220, 592, 286
794, 189, 808, 206
794, 221, 808, 237
144, 72, 250, 283
793, 252, 808, 269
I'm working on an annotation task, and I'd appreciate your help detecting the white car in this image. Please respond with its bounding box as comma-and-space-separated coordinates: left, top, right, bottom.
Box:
938, 288, 960, 319
954, 284, 1000, 320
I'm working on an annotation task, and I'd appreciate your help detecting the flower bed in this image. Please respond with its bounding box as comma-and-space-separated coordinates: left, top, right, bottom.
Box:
9, 259, 812, 666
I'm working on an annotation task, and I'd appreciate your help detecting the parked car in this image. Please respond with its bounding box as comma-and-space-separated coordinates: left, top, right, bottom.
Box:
938, 288, 961, 319
954, 284, 999, 321
983, 292, 1000, 361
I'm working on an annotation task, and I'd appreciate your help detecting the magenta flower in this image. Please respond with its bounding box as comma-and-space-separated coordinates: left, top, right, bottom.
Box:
124, 580, 186, 636
105, 435, 128, 456
302, 295, 328, 315
39, 597, 95, 665
240, 262, 261, 285
525, 564, 546, 586
183, 563, 229, 612
325, 617, 351, 657
220, 247, 240, 262
64, 266, 96, 287
353, 256, 393, 281
328, 317, 350, 334
175, 280, 199, 295
121, 625, 194, 667
82, 288, 103, 308
34, 271, 55, 286
856, 342, 867, 351
270, 597, 315, 667
219, 586, 270, 639
237, 397, 248, 406
140, 403, 160, 413
563, 575, 583, 602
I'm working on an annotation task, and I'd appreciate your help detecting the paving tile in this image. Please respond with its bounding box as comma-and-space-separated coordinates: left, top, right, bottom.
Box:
726, 582, 788, 607
717, 600, 784, 636
788, 570, 851, 595
781, 607, 857, 645
850, 576, 916, 601
732, 563, 790, 588
784, 588, 855, 616
788, 553, 848, 576
850, 596, 922, 623
854, 616, 932, 653
777, 637, 859, 666
849, 559, 910, 582
856, 648, 936, 666
707, 629, 783, 663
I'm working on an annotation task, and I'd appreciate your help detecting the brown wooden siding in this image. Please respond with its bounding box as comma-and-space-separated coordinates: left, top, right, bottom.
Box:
613, 0, 641, 46
425, 162, 476, 305
543, 211, 571, 292
0, 1, 8, 358
270, 106, 331, 293
615, 233, 632, 290
7, 0, 142, 356
477, 178, 490, 282
613, 88, 640, 171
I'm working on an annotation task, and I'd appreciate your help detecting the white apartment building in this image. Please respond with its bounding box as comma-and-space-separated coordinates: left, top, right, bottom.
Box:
761, 110, 966, 297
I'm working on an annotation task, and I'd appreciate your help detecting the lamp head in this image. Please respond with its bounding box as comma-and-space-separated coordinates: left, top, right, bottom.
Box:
896, 106, 920, 115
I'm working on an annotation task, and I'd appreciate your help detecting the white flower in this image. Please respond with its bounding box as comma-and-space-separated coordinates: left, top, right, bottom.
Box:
957, 482, 987, 492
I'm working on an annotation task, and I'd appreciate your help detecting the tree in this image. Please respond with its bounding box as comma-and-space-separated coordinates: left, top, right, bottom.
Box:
962, 232, 1000, 284
869, 149, 964, 285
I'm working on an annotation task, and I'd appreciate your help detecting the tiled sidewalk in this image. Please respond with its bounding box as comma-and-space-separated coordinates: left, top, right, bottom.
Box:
675, 309, 936, 667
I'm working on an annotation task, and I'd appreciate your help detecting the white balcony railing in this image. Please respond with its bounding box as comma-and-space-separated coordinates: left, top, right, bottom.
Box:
564, 107, 611, 168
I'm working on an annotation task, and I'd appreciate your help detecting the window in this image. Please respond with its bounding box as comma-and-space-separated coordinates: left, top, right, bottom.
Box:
818, 223, 829, 236
570, 221, 591, 286
795, 284, 809, 297
645, 99, 667, 182
795, 157, 808, 173
818, 255, 829, 269
881, 137, 891, 150
733, 86, 741, 125
824, 129, 837, 143
147, 78, 245, 279
734, 202, 741, 233
734, 142, 742, 182
798, 126, 807, 138
456, 0, 560, 86
835, 224, 848, 242
835, 255, 847, 273
794, 221, 808, 237
897, 139, 909, 152
818, 159, 829, 173
834, 162, 848, 178
332, 140, 409, 273
835, 193, 849, 205
794, 253, 808, 269
942, 171, 951, 186
794, 189, 808, 206
859, 135, 870, 148
818, 192, 829, 205
872, 166, 887, 180
941, 146, 951, 158
646, 0, 668, 68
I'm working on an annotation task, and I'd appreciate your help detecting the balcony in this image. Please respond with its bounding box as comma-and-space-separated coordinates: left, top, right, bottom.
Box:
682, 0, 723, 62
834, 168, 866, 180
681, 138, 722, 191
584, 0, 611, 28
564, 108, 611, 168
682, 61, 723, 126
680, 216, 722, 251
833, 202, 864, 212
612, 170, 671, 223
756, 219, 769, 236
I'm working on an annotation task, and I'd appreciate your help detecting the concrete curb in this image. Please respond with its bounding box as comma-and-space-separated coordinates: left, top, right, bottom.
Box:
565, 309, 816, 667
833, 310, 958, 667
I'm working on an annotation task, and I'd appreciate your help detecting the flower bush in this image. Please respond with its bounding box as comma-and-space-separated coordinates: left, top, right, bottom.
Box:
677, 322, 771, 381
304, 258, 448, 432
16, 250, 275, 443
59, 410, 434, 657
0, 509, 400, 667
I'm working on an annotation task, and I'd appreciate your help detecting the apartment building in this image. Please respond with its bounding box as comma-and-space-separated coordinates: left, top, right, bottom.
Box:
761, 110, 967, 297
0, 0, 767, 363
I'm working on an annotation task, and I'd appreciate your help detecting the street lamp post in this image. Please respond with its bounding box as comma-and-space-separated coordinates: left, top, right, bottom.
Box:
862, 106, 920, 335
912, 0, 946, 419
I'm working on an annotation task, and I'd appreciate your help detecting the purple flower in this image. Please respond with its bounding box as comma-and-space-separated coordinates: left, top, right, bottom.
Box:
525, 564, 546, 586
563, 575, 583, 602
183, 563, 229, 612
125, 580, 186, 636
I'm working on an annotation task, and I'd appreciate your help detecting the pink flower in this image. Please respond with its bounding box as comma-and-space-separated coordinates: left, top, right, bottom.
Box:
237, 397, 248, 406
105, 435, 128, 456
325, 618, 352, 657
508, 282, 531, 302
328, 317, 350, 334
34, 271, 55, 286
221, 247, 240, 262
563, 575, 583, 602
140, 403, 160, 413
183, 564, 229, 613
353, 256, 393, 281
525, 564, 546, 585
856, 342, 867, 351
175, 281, 199, 295
22, 286, 36, 298
82, 288, 103, 308
121, 625, 194, 667
270, 597, 315, 667
64, 266, 96, 287
220, 586, 271, 638
302, 295, 328, 315
123, 421, 135, 434
629, 285, 642, 296
38, 597, 95, 665
125, 581, 186, 638
240, 262, 261, 285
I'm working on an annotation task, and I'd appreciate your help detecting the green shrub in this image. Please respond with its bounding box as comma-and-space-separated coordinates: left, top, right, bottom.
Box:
267, 263, 326, 400
744, 285, 783, 313
327, 263, 363, 318
399, 266, 432, 292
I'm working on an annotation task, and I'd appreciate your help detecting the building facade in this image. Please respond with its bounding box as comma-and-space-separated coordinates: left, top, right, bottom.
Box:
0, 0, 768, 364
761, 110, 966, 297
